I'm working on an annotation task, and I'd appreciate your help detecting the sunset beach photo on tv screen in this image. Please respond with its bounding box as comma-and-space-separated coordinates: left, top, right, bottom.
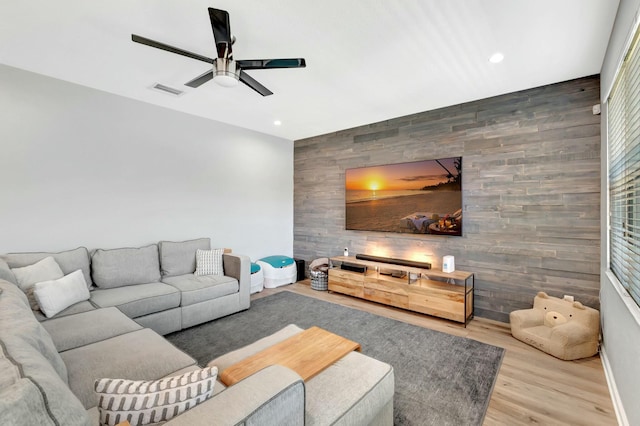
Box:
345, 157, 462, 236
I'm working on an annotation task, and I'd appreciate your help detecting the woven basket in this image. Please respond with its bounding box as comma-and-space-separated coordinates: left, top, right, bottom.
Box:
309, 268, 328, 291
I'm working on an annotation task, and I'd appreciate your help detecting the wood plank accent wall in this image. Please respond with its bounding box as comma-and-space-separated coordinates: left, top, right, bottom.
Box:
293, 76, 601, 322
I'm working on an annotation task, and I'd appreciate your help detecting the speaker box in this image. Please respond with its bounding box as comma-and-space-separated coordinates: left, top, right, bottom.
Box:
341, 262, 367, 273
294, 258, 305, 281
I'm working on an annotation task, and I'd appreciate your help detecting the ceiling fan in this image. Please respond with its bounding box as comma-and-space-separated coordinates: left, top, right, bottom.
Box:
132, 7, 306, 96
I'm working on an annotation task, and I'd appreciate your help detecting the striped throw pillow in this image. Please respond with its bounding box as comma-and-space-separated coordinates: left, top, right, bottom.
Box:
94, 366, 217, 426
195, 248, 224, 276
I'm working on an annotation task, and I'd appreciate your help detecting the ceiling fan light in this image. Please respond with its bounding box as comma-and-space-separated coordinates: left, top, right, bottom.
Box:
213, 58, 240, 87
213, 74, 239, 87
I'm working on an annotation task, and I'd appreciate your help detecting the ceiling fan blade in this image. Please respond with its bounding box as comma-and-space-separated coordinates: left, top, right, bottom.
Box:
236, 58, 306, 70
208, 8, 233, 58
239, 70, 273, 96
185, 70, 214, 88
132, 34, 214, 64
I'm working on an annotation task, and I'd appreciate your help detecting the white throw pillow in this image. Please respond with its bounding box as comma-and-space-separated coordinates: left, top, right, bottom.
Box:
33, 269, 90, 318
94, 366, 218, 426
195, 248, 224, 276
11, 256, 64, 310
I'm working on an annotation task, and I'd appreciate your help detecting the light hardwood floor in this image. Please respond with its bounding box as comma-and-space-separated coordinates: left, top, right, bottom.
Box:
252, 281, 618, 426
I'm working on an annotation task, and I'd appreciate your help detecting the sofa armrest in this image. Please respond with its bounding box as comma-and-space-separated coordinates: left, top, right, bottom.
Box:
0, 258, 17, 284
549, 322, 600, 360
510, 308, 544, 330
164, 365, 305, 426
550, 322, 597, 345
223, 253, 251, 310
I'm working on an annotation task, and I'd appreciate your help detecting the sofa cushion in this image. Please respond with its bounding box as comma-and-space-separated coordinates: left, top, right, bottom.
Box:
0, 258, 16, 285
0, 346, 17, 389
33, 300, 96, 322
42, 307, 143, 353
0, 280, 90, 425
61, 328, 197, 409
90, 282, 180, 318
0, 280, 68, 383
2, 246, 93, 287
0, 377, 72, 426
34, 270, 90, 318
1, 342, 55, 426
11, 256, 64, 310
195, 248, 225, 276
305, 351, 394, 425
134, 308, 182, 336
159, 238, 211, 278
94, 366, 217, 426
162, 274, 239, 307
92, 244, 161, 289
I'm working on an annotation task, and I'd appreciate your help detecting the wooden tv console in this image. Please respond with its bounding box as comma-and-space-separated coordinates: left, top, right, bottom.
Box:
328, 256, 474, 325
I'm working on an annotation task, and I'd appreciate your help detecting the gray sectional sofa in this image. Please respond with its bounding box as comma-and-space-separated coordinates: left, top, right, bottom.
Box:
0, 239, 395, 425
0, 238, 250, 334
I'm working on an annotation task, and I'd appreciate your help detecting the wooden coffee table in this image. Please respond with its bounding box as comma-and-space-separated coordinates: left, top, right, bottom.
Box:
219, 326, 361, 386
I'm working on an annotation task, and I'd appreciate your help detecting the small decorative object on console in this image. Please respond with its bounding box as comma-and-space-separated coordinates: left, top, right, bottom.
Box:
442, 255, 455, 273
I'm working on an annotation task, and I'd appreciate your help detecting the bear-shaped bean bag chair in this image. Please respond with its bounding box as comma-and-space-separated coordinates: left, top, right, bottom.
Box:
509, 292, 600, 360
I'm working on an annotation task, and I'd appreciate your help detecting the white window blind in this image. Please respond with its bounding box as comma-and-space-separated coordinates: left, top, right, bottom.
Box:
609, 25, 640, 307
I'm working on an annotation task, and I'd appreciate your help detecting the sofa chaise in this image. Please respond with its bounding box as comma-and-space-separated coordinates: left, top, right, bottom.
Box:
0, 280, 394, 425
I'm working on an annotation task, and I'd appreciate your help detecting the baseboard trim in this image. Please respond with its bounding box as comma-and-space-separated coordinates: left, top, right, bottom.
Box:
600, 345, 629, 426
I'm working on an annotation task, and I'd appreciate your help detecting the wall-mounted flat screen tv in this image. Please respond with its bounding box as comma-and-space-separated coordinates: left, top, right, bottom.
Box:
345, 157, 462, 236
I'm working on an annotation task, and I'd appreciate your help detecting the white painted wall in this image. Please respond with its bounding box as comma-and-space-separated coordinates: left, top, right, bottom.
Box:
600, 1, 640, 424
0, 64, 293, 261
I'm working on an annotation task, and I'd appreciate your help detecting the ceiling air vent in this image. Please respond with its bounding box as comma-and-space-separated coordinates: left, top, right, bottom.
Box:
150, 83, 185, 97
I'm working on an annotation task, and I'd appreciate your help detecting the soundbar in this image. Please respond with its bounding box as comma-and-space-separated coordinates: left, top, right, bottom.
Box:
355, 254, 431, 270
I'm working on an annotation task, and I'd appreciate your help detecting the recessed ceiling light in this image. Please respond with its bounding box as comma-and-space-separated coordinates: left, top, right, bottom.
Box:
489, 52, 504, 64
274, 120, 282, 126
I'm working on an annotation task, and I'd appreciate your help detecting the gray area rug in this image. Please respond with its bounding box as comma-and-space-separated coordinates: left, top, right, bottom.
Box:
166, 291, 504, 425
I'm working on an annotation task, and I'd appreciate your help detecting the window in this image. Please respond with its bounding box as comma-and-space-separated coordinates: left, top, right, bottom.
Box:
609, 25, 640, 307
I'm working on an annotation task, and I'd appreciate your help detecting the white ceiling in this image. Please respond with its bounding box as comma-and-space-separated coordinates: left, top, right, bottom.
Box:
0, 1, 619, 141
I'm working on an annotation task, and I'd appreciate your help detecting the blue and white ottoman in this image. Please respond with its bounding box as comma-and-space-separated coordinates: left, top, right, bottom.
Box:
250, 262, 264, 294
257, 255, 297, 288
